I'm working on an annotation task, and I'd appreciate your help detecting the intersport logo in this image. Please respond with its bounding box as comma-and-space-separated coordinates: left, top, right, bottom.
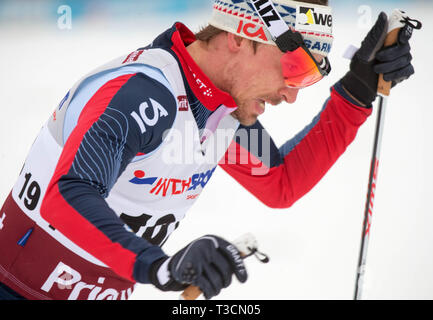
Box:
128, 167, 216, 197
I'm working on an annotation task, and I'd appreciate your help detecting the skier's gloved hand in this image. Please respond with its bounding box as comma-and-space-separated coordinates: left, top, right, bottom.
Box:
374, 23, 414, 86
341, 12, 416, 106
148, 235, 248, 299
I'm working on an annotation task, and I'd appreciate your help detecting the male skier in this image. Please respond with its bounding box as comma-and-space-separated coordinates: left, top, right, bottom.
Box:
0, 0, 416, 300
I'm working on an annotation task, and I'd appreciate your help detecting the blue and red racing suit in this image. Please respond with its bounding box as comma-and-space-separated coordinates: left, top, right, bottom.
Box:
0, 23, 371, 300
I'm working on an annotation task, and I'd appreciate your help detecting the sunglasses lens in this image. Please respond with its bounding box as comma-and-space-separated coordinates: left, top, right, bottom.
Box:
281, 47, 327, 88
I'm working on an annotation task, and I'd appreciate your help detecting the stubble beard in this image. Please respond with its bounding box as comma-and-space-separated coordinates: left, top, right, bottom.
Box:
231, 103, 258, 127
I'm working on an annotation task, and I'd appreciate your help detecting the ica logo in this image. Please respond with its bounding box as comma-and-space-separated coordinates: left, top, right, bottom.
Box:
131, 98, 168, 134
236, 20, 268, 42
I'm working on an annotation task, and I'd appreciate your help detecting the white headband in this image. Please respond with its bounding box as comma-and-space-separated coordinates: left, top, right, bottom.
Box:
209, 0, 334, 55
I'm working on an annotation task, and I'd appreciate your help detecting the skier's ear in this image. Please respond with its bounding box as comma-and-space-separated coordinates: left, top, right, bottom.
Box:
226, 32, 244, 53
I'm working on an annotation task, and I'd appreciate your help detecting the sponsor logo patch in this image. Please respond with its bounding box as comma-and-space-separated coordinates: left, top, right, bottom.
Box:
130, 98, 169, 134
41, 261, 134, 300
122, 49, 144, 64
129, 168, 216, 197
236, 20, 268, 42
177, 95, 189, 112
251, 0, 281, 28
296, 5, 332, 34
304, 39, 332, 54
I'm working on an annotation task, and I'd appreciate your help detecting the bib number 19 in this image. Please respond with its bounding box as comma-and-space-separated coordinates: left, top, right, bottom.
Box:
18, 173, 41, 211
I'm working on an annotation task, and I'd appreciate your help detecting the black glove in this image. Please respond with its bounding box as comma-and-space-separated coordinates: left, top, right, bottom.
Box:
148, 235, 248, 299
375, 23, 415, 85
341, 12, 418, 106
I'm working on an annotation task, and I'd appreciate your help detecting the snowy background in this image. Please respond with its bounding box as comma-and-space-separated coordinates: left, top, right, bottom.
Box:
0, 0, 432, 300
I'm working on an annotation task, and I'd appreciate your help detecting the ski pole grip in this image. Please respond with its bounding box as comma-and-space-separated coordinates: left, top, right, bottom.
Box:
180, 251, 248, 300
377, 28, 400, 97
377, 9, 410, 97
179, 233, 267, 300
181, 285, 203, 301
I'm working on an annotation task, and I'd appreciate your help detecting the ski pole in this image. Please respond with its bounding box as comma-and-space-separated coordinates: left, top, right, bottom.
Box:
180, 233, 269, 300
353, 9, 422, 300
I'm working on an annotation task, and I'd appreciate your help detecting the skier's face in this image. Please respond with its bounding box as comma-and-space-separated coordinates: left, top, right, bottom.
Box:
229, 42, 324, 126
